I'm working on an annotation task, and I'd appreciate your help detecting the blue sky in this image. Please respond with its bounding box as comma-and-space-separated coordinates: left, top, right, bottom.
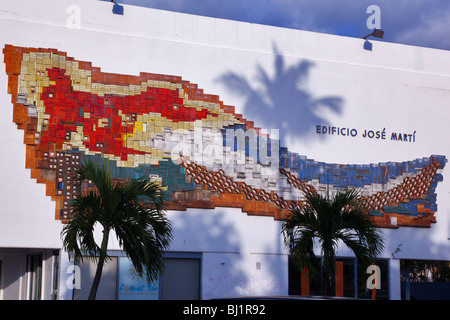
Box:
105, 0, 450, 51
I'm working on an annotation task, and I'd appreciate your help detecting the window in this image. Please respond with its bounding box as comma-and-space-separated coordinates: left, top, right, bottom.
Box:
27, 254, 42, 300
341, 258, 357, 297
288, 256, 388, 299
288, 256, 302, 295
357, 259, 388, 300
72, 252, 202, 300
401, 259, 450, 300
73, 257, 118, 300
51, 251, 59, 300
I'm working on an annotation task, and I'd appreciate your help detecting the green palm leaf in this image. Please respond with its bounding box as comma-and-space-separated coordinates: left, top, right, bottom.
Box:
61, 159, 172, 299
282, 189, 384, 294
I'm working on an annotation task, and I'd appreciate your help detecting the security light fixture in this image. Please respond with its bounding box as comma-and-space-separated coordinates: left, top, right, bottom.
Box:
363, 40, 373, 51
112, 1, 124, 15
363, 29, 384, 40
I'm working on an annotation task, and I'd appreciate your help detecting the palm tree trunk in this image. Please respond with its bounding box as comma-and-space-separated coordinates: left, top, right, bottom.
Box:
88, 254, 105, 300
88, 228, 110, 300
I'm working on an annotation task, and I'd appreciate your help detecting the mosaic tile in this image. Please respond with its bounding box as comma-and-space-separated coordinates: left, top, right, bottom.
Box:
3, 45, 446, 227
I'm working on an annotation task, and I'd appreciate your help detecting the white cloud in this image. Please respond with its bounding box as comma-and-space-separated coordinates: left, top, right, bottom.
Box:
116, 0, 450, 50
389, 5, 450, 50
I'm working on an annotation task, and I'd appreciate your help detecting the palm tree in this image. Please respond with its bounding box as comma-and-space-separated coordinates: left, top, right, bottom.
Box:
282, 189, 384, 296
61, 160, 173, 300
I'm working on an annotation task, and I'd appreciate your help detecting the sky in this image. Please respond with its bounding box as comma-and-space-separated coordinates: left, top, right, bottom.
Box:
105, 0, 450, 51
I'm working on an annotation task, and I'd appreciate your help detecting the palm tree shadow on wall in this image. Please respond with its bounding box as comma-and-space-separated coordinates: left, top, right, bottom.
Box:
217, 45, 344, 146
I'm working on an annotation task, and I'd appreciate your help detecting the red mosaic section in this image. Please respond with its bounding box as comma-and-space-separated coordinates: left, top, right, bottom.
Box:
40, 67, 218, 159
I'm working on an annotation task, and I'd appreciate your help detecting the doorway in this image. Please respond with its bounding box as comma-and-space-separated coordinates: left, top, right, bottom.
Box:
160, 258, 201, 300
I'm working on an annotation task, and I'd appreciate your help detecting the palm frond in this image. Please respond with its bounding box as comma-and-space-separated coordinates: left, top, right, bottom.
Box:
61, 193, 102, 261
282, 188, 384, 282
61, 158, 173, 284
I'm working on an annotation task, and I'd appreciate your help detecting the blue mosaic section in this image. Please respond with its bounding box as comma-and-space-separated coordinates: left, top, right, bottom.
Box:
279, 146, 446, 219
280, 148, 445, 189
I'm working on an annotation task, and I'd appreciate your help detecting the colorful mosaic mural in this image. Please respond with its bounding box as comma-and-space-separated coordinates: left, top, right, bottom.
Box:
3, 45, 446, 228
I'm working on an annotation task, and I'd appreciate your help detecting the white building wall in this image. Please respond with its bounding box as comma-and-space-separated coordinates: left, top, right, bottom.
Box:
166, 208, 288, 298
0, 0, 449, 300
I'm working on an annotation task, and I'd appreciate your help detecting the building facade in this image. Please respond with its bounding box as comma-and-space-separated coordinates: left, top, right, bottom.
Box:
0, 0, 449, 300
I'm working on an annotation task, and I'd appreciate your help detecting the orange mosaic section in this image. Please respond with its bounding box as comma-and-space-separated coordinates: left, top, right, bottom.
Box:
178, 157, 444, 228
178, 158, 297, 220
363, 160, 442, 228
363, 160, 441, 212
4, 46, 62, 219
